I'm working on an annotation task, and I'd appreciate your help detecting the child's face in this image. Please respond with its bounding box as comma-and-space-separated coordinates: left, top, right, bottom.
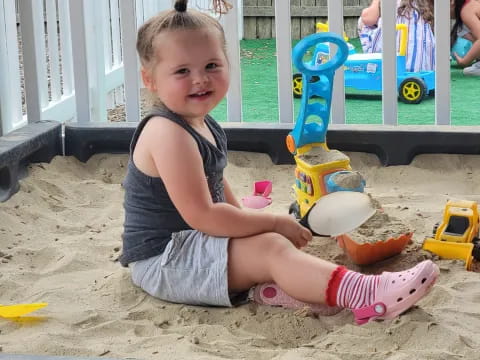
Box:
143, 28, 229, 122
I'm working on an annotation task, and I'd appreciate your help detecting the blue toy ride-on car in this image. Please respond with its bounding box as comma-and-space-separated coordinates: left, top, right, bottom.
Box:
293, 24, 435, 104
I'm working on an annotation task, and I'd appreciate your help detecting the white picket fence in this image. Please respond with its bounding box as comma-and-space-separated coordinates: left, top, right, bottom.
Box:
0, 0, 450, 137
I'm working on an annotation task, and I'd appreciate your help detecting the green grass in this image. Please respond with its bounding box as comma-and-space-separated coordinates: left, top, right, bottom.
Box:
211, 38, 479, 125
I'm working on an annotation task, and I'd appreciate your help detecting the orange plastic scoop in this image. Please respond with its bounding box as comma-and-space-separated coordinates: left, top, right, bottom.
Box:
0, 303, 48, 318
336, 233, 412, 265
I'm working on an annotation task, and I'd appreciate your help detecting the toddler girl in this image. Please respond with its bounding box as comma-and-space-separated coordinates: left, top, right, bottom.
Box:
120, 0, 439, 325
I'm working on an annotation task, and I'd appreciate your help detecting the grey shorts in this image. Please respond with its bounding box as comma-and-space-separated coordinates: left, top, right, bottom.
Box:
130, 230, 240, 307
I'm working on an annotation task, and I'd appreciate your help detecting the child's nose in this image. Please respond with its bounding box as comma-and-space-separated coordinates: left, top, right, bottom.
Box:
192, 72, 209, 85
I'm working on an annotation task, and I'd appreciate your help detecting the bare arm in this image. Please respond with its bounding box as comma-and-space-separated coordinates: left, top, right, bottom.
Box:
361, 0, 381, 27
143, 117, 309, 246
455, 7, 480, 66
223, 177, 241, 208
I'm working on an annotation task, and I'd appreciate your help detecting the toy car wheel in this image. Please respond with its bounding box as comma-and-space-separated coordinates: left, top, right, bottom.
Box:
289, 201, 301, 219
398, 77, 427, 104
292, 73, 303, 98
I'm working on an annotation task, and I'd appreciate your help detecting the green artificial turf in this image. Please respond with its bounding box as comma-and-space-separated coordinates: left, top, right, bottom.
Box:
211, 38, 479, 125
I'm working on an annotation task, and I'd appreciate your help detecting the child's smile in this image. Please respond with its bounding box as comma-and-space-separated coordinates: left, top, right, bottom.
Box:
188, 90, 214, 100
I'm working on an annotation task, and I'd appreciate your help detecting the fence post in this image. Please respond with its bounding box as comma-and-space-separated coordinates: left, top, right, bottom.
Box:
58, 0, 74, 97
120, 0, 141, 123
434, 0, 451, 125
0, 0, 23, 135
381, 0, 397, 125
45, 0, 61, 102
69, 0, 91, 123
223, 0, 243, 122
328, 0, 346, 124
18, 0, 48, 123
86, 0, 108, 122
275, 0, 293, 124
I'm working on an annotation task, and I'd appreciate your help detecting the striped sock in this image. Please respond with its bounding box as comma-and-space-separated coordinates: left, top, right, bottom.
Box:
326, 266, 380, 309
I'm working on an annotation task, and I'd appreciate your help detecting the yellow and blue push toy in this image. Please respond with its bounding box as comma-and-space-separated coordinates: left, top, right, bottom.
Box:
287, 32, 365, 219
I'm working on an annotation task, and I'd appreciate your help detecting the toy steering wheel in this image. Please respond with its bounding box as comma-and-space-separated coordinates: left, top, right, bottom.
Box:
292, 32, 349, 76
286, 32, 349, 154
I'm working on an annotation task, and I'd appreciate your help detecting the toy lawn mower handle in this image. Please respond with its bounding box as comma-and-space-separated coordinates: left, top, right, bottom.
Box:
293, 32, 349, 76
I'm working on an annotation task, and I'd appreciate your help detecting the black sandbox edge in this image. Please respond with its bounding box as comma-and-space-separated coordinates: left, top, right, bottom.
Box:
2, 121, 480, 202
0, 121, 62, 202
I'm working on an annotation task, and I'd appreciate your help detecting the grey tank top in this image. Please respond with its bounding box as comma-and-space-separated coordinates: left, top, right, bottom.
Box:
119, 108, 227, 267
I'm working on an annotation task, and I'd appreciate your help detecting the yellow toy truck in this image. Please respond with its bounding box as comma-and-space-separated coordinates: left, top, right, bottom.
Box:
422, 200, 480, 270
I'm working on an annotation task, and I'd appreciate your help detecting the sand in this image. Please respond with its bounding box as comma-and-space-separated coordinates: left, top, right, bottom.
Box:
1, 151, 480, 359
347, 202, 411, 244
298, 147, 348, 165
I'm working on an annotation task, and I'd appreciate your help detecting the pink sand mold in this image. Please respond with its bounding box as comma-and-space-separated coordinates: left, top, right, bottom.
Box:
254, 180, 272, 197
242, 180, 273, 209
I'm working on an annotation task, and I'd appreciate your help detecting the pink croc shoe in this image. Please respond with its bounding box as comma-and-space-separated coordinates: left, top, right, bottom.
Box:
250, 283, 343, 316
352, 260, 439, 325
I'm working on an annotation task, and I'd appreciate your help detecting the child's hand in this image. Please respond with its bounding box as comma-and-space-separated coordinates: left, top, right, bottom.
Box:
274, 215, 312, 248
453, 52, 468, 67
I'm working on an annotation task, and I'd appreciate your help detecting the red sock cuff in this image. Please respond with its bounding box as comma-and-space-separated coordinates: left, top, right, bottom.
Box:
325, 266, 348, 307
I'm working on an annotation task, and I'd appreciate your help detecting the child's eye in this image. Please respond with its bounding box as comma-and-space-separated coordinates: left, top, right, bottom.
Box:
175, 68, 189, 74
206, 63, 219, 70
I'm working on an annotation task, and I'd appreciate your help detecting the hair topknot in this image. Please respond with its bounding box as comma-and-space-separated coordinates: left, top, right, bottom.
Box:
174, 0, 187, 12
137, 0, 230, 68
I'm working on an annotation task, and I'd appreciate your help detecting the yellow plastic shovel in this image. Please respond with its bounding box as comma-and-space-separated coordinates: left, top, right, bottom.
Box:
0, 303, 48, 318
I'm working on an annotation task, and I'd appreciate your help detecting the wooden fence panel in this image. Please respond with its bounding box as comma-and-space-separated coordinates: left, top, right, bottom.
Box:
244, 0, 257, 38
243, 0, 367, 39
291, 0, 301, 40
257, 0, 272, 38
300, 0, 316, 38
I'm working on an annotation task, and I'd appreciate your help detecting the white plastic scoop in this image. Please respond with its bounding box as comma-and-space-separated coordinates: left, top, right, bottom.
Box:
300, 191, 376, 236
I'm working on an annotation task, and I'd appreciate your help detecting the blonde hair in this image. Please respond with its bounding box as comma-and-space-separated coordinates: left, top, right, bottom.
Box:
136, 0, 230, 68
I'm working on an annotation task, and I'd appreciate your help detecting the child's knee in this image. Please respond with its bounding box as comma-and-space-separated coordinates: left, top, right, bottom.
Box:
261, 232, 295, 256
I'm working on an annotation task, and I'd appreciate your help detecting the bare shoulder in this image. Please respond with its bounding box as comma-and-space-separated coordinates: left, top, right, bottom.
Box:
142, 115, 181, 134
134, 116, 197, 176
461, 2, 480, 28
140, 116, 192, 147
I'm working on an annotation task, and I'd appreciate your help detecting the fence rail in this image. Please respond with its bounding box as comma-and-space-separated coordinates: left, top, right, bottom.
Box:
0, 0, 453, 138
243, 0, 371, 39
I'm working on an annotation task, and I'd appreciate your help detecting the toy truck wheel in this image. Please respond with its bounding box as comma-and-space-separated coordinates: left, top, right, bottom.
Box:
472, 243, 480, 261
289, 201, 301, 219
293, 73, 303, 98
398, 77, 427, 104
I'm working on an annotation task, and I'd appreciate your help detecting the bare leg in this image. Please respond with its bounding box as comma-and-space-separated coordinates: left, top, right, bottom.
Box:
227, 232, 337, 304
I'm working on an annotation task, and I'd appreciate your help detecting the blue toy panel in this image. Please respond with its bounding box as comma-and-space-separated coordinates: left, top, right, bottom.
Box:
313, 47, 435, 95
344, 53, 383, 91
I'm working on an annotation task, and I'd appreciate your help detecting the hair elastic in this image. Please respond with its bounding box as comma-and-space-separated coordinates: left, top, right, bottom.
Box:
174, 1, 187, 12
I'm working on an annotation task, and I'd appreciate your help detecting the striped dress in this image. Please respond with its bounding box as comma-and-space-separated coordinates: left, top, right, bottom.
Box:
357, 0, 435, 72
